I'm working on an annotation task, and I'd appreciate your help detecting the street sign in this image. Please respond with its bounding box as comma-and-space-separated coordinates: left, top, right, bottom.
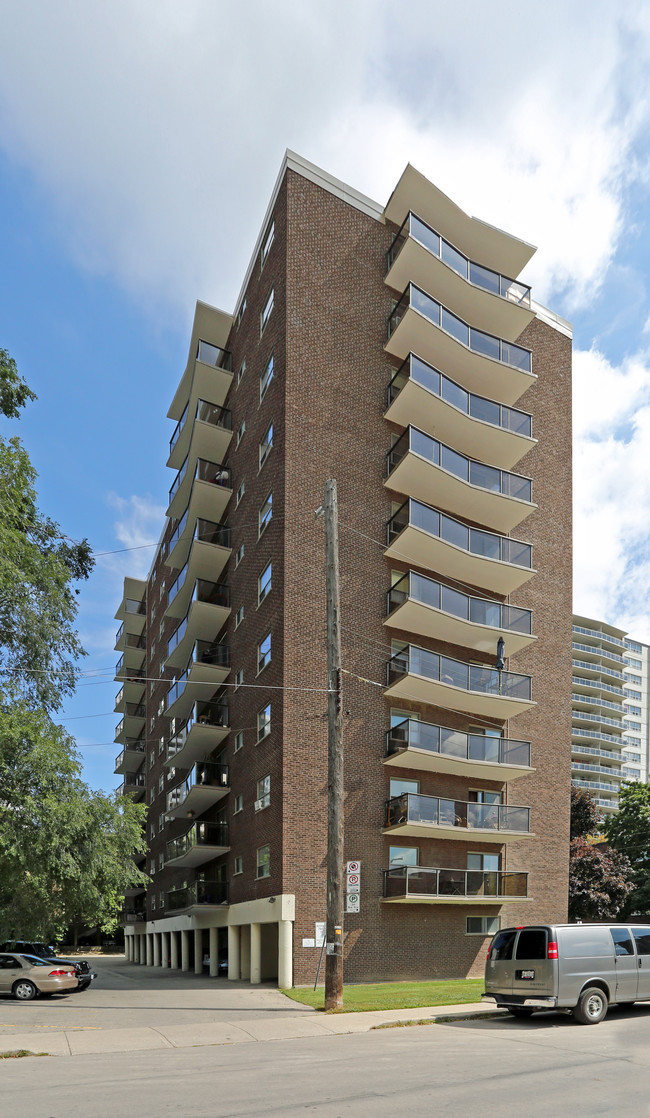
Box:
315, 922, 326, 946
346, 892, 360, 913
346, 873, 360, 889
346, 860, 361, 874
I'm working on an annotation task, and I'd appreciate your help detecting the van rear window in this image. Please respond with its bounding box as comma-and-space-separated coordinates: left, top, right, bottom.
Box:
489, 930, 516, 960
515, 929, 547, 960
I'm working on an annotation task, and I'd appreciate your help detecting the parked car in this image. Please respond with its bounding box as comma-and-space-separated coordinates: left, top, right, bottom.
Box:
0, 952, 77, 1000
483, 922, 650, 1024
0, 941, 97, 991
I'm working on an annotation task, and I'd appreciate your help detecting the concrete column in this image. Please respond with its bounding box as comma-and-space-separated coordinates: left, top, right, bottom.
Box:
124, 936, 131, 962
181, 929, 190, 972
170, 930, 179, 970
161, 931, 170, 968
250, 923, 262, 985
228, 925, 240, 981
139, 934, 147, 964
209, 927, 219, 977
153, 933, 161, 968
194, 929, 203, 976
240, 926, 251, 981
133, 935, 140, 964
278, 920, 293, 989
146, 933, 153, 967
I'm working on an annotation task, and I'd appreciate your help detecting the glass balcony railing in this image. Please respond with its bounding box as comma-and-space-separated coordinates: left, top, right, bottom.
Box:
196, 340, 233, 371
572, 624, 625, 649
170, 399, 232, 458
115, 666, 146, 685
571, 641, 624, 665
123, 597, 146, 616
572, 763, 623, 779
386, 792, 530, 833
166, 700, 229, 761
124, 910, 146, 923
387, 498, 532, 570
386, 719, 531, 768
114, 739, 146, 770
573, 780, 620, 796
166, 821, 229, 862
387, 426, 532, 503
572, 659, 623, 681
168, 761, 230, 806
167, 880, 229, 911
572, 693, 622, 713
115, 631, 146, 656
388, 283, 532, 373
388, 644, 532, 701
120, 773, 146, 794
166, 643, 230, 709
383, 865, 528, 900
169, 457, 232, 508
571, 743, 624, 761
124, 702, 146, 719
387, 212, 532, 308
388, 353, 532, 437
387, 571, 532, 635
167, 560, 230, 614
572, 676, 623, 697
169, 511, 231, 557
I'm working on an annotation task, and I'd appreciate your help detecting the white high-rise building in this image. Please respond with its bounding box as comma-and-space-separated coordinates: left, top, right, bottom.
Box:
622, 638, 650, 783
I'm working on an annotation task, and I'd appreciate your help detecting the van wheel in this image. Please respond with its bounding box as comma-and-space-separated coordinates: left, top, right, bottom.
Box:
507, 1007, 533, 1018
574, 987, 608, 1025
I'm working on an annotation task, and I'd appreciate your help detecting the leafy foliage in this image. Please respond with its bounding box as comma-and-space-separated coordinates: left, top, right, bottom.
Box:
568, 837, 634, 921
605, 781, 650, 915
570, 783, 603, 839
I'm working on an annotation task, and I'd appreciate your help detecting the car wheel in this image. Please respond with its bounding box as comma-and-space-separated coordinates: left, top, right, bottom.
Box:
574, 986, 608, 1025
12, 980, 37, 1001
507, 1007, 534, 1018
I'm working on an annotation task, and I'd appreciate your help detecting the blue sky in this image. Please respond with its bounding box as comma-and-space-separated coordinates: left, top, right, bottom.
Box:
2, 0, 650, 791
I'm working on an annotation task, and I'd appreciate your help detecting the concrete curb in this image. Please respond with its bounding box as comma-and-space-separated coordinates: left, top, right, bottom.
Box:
0, 1003, 508, 1058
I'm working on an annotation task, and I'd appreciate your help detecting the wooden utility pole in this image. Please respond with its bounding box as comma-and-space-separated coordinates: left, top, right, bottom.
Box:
324, 478, 344, 1010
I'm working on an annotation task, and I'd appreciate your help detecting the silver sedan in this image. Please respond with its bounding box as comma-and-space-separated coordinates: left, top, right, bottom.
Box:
0, 953, 78, 1000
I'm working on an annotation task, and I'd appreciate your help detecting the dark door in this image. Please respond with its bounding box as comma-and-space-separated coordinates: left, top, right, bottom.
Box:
610, 927, 638, 1001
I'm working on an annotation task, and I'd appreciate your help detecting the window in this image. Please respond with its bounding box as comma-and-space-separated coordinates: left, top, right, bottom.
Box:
150, 859, 156, 875
149, 750, 155, 769
389, 846, 418, 867
235, 605, 244, 628
234, 855, 243, 875
236, 419, 246, 447
234, 794, 243, 814
260, 355, 274, 401
235, 543, 244, 567
261, 220, 275, 269
234, 668, 243, 690
260, 289, 274, 335
467, 853, 499, 872
257, 703, 271, 741
234, 730, 244, 752
467, 916, 500, 936
259, 422, 273, 468
236, 480, 245, 507
158, 813, 165, 833
158, 699, 165, 718
159, 773, 165, 793
258, 561, 272, 604
151, 896, 156, 911
159, 736, 165, 755
259, 491, 272, 536
158, 853, 164, 871
159, 891, 165, 909
257, 632, 271, 673
632, 928, 650, 956
611, 928, 634, 956
149, 787, 155, 805
150, 824, 155, 841
159, 579, 166, 600
488, 929, 516, 960
237, 358, 246, 386
236, 297, 246, 328
515, 929, 547, 960
256, 775, 271, 810
256, 844, 271, 878
390, 778, 419, 798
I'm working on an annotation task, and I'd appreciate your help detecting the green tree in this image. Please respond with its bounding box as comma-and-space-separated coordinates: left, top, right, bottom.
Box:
605, 781, 650, 915
570, 783, 603, 839
0, 350, 147, 939
568, 837, 634, 921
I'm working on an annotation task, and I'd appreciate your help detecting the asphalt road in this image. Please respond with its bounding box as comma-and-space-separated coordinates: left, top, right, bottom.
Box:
0, 954, 311, 1034
4, 1004, 650, 1118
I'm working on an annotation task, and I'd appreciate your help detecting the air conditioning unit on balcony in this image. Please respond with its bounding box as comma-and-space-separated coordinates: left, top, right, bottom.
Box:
254, 798, 264, 812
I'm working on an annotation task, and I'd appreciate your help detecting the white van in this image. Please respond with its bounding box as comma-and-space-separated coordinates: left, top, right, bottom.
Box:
483, 923, 650, 1024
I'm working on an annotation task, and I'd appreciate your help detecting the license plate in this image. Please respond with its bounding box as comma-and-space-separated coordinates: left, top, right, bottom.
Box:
518, 969, 535, 980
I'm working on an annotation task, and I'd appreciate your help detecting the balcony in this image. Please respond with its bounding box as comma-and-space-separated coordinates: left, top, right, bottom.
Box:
386, 284, 534, 407
165, 587, 230, 673
383, 165, 536, 280
571, 762, 624, 782
169, 336, 234, 425
114, 666, 146, 705
168, 398, 233, 474
165, 641, 231, 720
114, 579, 147, 638
386, 571, 534, 657
164, 700, 230, 769
114, 738, 146, 775
166, 762, 230, 820
571, 641, 624, 667
114, 630, 147, 664
386, 644, 534, 720
386, 427, 535, 534
165, 821, 230, 869
383, 865, 529, 904
114, 702, 146, 743
166, 880, 229, 912
167, 511, 231, 574
167, 457, 232, 525
385, 719, 532, 781
385, 354, 534, 471
386, 213, 534, 339
124, 909, 146, 924
571, 675, 623, 700
117, 773, 146, 802
386, 499, 534, 596
384, 792, 532, 842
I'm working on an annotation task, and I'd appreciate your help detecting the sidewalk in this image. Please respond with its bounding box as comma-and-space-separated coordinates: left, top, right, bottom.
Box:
0, 1002, 507, 1057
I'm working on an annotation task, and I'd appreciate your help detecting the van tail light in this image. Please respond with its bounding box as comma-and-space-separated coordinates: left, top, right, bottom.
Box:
486, 945, 491, 960
547, 941, 558, 960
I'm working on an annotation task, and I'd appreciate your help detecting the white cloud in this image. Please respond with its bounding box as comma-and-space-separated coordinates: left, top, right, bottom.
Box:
101, 492, 165, 582
0, 1, 649, 318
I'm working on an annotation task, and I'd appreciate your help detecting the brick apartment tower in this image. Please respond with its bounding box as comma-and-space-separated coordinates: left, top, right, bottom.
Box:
115, 153, 573, 985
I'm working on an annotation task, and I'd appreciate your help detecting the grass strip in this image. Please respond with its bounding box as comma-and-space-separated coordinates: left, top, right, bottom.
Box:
281, 978, 484, 1013
0, 1050, 49, 1059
